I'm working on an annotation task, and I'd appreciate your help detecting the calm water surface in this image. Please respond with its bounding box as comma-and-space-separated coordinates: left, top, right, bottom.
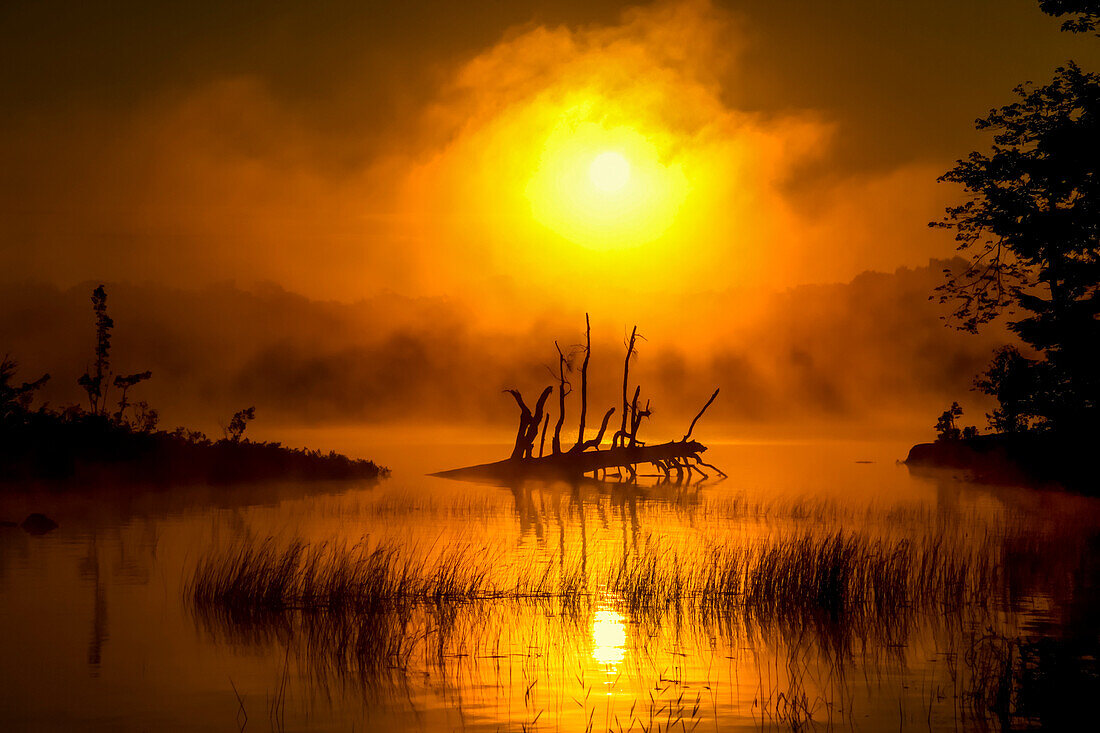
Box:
1, 440, 1098, 731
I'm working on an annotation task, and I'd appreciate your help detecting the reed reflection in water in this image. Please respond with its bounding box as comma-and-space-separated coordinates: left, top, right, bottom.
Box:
185, 451, 1100, 731
4, 442, 1100, 731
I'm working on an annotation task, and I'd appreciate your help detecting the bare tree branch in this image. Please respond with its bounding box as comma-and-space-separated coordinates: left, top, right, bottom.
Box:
683, 388, 720, 442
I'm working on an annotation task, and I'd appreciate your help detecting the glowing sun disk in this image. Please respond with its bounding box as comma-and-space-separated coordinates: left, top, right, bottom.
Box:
589, 151, 630, 192
525, 115, 689, 250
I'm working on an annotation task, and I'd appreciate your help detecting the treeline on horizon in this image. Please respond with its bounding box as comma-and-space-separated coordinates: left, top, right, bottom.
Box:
1, 285, 387, 485
0, 258, 1011, 438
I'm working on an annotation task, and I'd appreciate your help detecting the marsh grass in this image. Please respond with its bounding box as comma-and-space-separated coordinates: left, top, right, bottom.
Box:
188, 526, 1007, 676
190, 539, 573, 613
187, 520, 1097, 729
190, 531, 997, 618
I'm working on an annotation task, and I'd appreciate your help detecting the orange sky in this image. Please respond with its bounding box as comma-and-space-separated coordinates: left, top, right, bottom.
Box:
0, 0, 1095, 435
2, 0, 1097, 324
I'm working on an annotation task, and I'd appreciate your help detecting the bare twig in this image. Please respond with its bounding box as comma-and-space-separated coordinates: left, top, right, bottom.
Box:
683, 389, 719, 442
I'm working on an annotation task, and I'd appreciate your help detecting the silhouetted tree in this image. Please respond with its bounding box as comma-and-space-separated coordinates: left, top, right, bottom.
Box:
1, 356, 49, 421
934, 402, 980, 441
973, 346, 1043, 433
934, 59, 1100, 432
225, 406, 256, 442
935, 402, 964, 441
131, 400, 158, 433
78, 285, 114, 415
1040, 0, 1100, 35
113, 370, 152, 424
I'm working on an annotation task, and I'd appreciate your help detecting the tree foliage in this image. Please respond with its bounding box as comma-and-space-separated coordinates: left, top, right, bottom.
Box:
934, 402, 964, 442
934, 60, 1100, 432
1, 356, 49, 422
226, 406, 256, 442
113, 370, 153, 425
973, 346, 1042, 433
1040, 0, 1100, 35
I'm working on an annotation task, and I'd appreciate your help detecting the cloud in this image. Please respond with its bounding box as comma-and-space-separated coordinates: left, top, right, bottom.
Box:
0, 0, 1083, 444
1, 0, 957, 322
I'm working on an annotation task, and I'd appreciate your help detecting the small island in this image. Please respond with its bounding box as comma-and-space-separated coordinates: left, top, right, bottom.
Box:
1, 286, 387, 487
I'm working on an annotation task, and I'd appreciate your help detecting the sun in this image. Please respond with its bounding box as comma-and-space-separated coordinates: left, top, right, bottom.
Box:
589, 151, 630, 192
525, 116, 689, 250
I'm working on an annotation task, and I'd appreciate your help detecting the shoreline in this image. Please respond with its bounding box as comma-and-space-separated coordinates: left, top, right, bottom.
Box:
1, 414, 388, 488
905, 433, 1095, 492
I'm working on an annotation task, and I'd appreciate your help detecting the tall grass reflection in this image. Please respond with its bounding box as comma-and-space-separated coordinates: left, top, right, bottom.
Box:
185, 475, 1100, 730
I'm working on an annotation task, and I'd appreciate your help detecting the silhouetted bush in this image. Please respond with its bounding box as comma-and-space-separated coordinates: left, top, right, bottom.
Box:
1, 285, 387, 486
0, 405, 387, 485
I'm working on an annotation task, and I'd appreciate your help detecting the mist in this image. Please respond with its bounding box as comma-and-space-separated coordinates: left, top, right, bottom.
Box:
2, 0, 1077, 444
1, 258, 1009, 443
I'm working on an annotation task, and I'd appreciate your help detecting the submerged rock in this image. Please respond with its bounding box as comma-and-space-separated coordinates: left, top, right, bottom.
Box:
20, 513, 58, 535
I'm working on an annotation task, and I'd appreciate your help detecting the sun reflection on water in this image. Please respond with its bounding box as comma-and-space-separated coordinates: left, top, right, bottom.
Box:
591, 607, 627, 666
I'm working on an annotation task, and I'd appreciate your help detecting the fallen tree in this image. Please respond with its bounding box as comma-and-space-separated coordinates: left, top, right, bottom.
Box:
436, 316, 724, 484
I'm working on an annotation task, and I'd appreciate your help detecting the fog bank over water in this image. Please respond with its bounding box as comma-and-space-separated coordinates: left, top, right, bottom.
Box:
1, 258, 1009, 441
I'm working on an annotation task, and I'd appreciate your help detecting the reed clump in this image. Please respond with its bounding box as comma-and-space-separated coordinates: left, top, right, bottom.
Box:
606, 531, 997, 649
186, 528, 1039, 712
190, 539, 503, 614
190, 529, 1001, 628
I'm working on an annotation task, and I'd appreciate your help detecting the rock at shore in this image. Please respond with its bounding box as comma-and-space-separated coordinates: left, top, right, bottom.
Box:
20, 513, 58, 535
906, 433, 1096, 492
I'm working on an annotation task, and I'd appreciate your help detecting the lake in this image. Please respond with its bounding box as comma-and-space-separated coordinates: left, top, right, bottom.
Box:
1, 439, 1097, 731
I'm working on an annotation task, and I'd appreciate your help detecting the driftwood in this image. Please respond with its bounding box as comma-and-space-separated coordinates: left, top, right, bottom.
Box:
434, 440, 719, 482
437, 316, 725, 484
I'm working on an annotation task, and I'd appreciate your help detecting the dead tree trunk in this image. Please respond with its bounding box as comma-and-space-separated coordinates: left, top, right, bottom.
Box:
575, 313, 591, 450
627, 387, 651, 447
552, 342, 570, 455
614, 326, 638, 448
506, 390, 531, 460
505, 386, 553, 460
538, 413, 550, 457
525, 387, 553, 458
435, 440, 712, 482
